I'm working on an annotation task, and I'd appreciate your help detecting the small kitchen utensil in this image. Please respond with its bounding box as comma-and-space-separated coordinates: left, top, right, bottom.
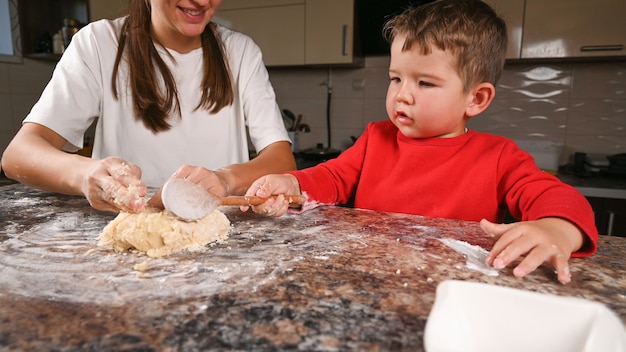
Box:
161, 178, 306, 221
282, 109, 297, 131
294, 114, 303, 131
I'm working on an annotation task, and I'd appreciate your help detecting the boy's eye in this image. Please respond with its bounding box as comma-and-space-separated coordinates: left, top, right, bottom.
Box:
419, 80, 435, 87
389, 76, 401, 83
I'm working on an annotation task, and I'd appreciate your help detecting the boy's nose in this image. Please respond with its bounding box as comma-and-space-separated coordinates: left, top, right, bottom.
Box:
394, 85, 414, 104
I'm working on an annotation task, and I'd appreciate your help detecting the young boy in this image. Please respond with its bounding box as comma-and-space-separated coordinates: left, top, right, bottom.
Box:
242, 0, 598, 284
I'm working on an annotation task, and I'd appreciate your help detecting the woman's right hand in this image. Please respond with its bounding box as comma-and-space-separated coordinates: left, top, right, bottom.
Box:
82, 157, 147, 213
2, 123, 145, 214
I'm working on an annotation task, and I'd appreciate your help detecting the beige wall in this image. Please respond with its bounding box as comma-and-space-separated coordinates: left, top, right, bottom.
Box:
1, 56, 625, 165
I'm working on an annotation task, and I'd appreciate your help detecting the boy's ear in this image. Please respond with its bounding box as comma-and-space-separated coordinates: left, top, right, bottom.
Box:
466, 82, 495, 117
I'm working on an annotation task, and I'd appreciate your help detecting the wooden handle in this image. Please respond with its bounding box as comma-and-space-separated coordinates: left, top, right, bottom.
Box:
219, 195, 306, 207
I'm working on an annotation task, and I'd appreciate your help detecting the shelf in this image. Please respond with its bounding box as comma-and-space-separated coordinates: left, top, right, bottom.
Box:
18, 0, 89, 59
25, 53, 63, 61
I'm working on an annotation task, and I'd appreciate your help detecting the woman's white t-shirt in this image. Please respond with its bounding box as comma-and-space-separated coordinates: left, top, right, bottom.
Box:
24, 18, 289, 187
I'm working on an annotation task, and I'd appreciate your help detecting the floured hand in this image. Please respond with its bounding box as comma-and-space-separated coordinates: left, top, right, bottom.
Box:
83, 156, 147, 213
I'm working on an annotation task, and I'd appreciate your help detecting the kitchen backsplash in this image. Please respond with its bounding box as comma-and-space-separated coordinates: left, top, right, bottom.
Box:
268, 57, 626, 165
0, 57, 624, 166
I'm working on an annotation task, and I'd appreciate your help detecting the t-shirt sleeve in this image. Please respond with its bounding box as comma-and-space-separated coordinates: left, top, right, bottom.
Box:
224, 29, 289, 153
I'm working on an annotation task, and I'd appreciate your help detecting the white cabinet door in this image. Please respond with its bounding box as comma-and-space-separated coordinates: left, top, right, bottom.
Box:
522, 0, 626, 58
483, 0, 524, 59
215, 4, 306, 66
305, 0, 355, 64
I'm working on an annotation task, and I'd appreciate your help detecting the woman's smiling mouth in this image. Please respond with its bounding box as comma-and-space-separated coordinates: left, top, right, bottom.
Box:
180, 7, 204, 17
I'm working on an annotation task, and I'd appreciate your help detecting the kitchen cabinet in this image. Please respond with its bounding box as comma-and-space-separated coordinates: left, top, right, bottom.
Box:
215, 0, 358, 66
305, 0, 355, 65
18, 0, 89, 60
88, 0, 129, 21
482, 0, 524, 59
215, 0, 305, 66
587, 197, 626, 237
522, 0, 626, 59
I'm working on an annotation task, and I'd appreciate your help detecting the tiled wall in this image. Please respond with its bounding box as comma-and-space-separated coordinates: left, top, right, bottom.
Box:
269, 57, 626, 165
1, 57, 625, 166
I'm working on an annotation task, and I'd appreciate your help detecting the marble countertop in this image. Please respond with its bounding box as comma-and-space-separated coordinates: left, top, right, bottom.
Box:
1, 184, 625, 351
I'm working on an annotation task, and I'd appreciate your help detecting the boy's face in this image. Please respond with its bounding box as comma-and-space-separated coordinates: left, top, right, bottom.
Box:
386, 35, 475, 139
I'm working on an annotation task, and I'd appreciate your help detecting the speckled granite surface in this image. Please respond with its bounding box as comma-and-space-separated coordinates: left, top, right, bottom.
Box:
1, 184, 625, 351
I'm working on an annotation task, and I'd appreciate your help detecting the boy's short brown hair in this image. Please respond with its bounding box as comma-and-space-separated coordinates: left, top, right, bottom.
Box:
383, 0, 507, 92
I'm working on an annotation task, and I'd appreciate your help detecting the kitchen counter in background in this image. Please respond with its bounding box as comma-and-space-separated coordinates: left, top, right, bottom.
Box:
558, 165, 626, 236
558, 165, 626, 199
1, 184, 625, 351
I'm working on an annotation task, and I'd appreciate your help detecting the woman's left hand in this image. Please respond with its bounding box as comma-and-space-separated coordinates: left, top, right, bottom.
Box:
147, 165, 228, 209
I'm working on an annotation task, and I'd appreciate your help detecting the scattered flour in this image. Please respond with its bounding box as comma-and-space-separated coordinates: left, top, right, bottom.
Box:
438, 238, 499, 277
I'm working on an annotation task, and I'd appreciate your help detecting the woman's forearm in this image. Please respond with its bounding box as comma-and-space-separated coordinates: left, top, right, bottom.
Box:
215, 141, 296, 196
1, 123, 93, 196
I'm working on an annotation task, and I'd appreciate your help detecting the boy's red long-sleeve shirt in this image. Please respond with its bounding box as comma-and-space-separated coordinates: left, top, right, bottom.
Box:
289, 120, 598, 256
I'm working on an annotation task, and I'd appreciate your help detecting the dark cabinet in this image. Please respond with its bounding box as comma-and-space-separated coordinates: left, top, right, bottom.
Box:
587, 197, 626, 237
18, 0, 89, 60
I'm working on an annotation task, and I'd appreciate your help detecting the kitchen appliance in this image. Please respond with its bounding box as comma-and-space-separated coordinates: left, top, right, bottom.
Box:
573, 152, 625, 177
608, 153, 626, 176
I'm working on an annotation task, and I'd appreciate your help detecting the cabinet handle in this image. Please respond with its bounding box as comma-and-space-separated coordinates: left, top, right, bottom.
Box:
607, 211, 615, 236
342, 24, 348, 56
580, 45, 624, 52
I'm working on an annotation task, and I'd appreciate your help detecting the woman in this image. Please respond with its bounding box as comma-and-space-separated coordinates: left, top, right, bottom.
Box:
1, 0, 296, 213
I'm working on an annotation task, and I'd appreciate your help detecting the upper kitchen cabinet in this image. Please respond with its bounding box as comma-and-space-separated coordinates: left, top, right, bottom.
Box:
522, 0, 626, 59
88, 0, 129, 21
483, 0, 524, 59
216, 0, 305, 66
215, 0, 358, 66
305, 0, 355, 65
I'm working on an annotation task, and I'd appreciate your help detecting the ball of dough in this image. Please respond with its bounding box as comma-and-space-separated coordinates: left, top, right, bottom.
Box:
98, 208, 230, 257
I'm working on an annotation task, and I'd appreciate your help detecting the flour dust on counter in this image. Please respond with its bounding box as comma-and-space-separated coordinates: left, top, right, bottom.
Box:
2, 184, 625, 351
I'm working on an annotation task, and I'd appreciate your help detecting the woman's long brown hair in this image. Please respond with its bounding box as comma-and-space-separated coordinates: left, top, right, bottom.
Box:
111, 0, 234, 133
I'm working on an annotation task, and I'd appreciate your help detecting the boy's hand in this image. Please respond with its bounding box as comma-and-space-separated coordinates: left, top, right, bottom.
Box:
481, 218, 585, 284
241, 174, 301, 216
